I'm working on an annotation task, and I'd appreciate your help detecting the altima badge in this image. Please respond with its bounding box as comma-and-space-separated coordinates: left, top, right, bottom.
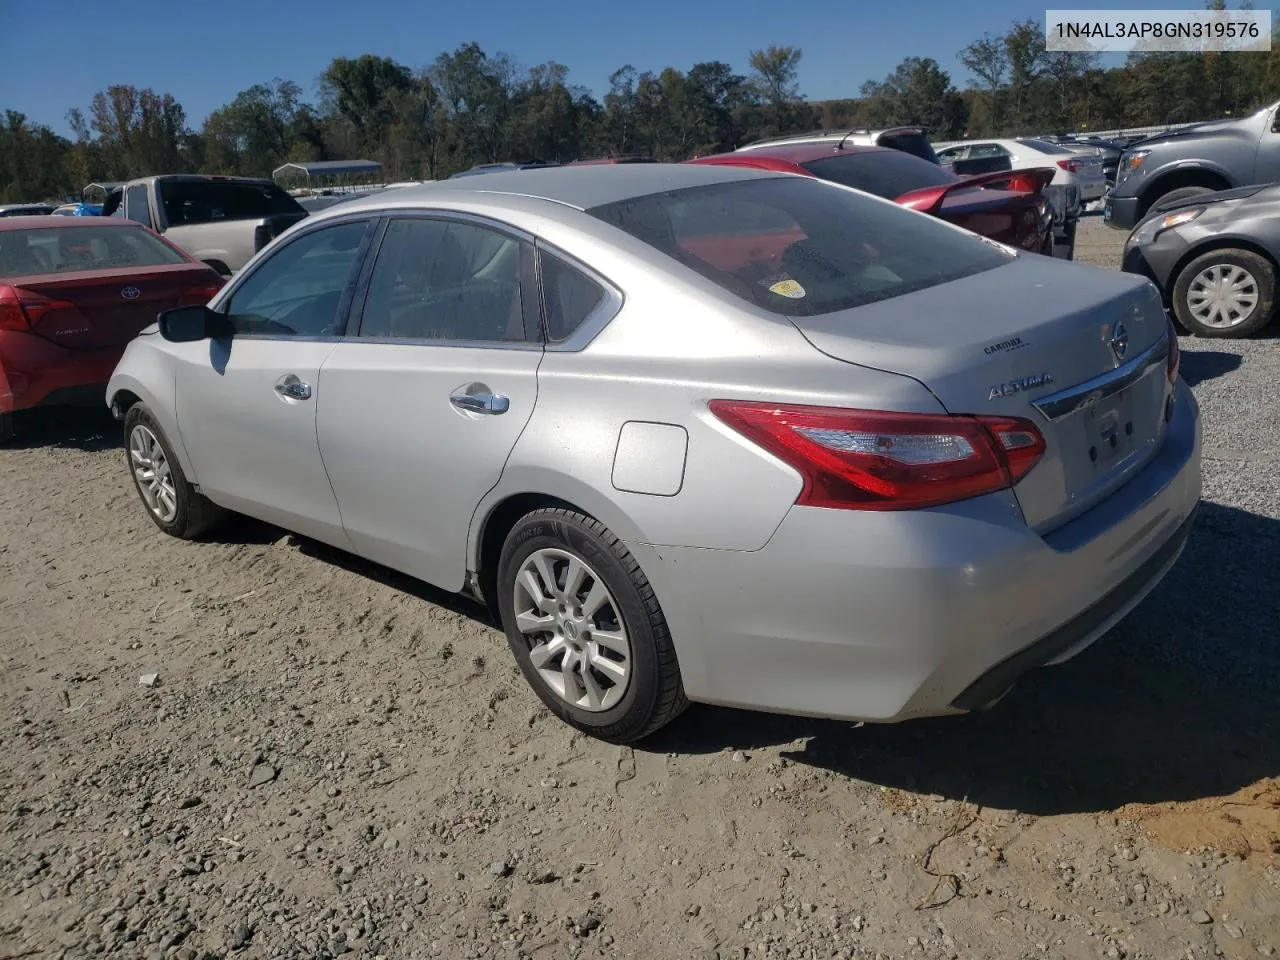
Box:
989, 373, 1054, 401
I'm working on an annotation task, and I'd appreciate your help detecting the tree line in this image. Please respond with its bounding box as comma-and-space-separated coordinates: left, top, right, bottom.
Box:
4, 15, 1280, 203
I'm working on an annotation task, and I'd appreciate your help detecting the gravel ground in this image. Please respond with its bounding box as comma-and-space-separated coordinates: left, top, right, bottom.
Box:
2, 219, 1278, 960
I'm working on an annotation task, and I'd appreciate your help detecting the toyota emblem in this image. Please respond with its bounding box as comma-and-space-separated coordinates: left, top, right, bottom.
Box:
120, 286, 141, 301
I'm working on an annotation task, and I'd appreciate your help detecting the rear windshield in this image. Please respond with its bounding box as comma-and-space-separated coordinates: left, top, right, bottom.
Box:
0, 225, 189, 278
801, 151, 956, 200
874, 132, 940, 164
1014, 138, 1075, 155
588, 176, 1011, 317
158, 180, 303, 226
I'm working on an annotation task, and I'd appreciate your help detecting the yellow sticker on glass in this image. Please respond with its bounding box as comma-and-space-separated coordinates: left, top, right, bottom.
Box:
768, 278, 806, 299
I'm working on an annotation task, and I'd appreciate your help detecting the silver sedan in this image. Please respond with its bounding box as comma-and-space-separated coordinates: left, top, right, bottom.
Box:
106, 164, 1202, 743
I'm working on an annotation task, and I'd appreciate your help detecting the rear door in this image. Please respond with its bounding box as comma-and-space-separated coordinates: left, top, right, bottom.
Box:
316, 213, 544, 592
171, 217, 375, 543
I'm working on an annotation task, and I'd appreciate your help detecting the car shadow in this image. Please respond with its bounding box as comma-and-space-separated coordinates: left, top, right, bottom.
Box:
3, 407, 119, 452
641, 501, 1280, 816
1178, 349, 1242, 387
203, 516, 498, 626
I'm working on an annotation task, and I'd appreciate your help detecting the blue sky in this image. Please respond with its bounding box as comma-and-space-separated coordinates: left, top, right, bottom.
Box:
3, 0, 1193, 134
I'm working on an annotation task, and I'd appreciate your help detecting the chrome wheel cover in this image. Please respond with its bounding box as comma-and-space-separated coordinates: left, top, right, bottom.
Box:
1186, 262, 1260, 329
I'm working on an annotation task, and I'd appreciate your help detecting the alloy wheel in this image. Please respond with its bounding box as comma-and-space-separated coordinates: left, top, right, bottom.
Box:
512, 548, 632, 712
129, 424, 178, 523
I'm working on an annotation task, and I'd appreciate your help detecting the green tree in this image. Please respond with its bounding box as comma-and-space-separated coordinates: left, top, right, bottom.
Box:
860, 57, 968, 139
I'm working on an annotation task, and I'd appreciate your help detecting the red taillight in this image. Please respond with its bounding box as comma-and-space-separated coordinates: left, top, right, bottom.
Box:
179, 278, 226, 306
709, 401, 1046, 511
1056, 159, 1082, 173
0, 286, 27, 331
0, 286, 79, 331
1166, 320, 1181, 383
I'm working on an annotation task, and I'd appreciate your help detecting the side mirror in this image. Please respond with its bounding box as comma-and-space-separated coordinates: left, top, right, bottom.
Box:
158, 305, 229, 342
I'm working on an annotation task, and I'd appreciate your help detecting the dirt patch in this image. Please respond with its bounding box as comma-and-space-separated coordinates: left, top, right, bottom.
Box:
1119, 779, 1280, 860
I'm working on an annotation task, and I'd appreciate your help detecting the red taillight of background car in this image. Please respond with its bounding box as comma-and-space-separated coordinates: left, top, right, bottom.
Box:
0, 285, 79, 331
179, 278, 226, 307
709, 401, 1047, 511
0, 285, 27, 331
1056, 159, 1083, 173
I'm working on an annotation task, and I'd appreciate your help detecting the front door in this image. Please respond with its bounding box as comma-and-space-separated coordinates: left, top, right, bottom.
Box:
173, 218, 374, 544
316, 214, 544, 591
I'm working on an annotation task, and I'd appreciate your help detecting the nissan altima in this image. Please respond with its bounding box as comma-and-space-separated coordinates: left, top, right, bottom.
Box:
106, 164, 1202, 743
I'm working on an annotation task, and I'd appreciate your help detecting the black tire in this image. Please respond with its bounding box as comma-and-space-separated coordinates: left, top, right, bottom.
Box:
496, 508, 688, 743
1170, 247, 1276, 339
0, 411, 18, 446
123, 403, 225, 538
1145, 185, 1216, 219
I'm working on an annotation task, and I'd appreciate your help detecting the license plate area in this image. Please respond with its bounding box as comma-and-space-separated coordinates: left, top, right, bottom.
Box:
1085, 385, 1137, 469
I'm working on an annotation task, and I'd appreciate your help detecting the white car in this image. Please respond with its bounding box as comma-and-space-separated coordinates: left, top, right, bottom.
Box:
934, 138, 1108, 203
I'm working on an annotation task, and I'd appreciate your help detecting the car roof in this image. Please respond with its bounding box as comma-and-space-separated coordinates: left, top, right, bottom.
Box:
0, 215, 140, 232
321, 162, 785, 215
704, 143, 889, 164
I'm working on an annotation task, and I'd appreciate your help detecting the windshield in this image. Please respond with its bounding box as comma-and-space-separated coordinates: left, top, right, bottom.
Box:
588, 176, 1012, 318
0, 224, 189, 278
157, 180, 303, 226
801, 151, 957, 200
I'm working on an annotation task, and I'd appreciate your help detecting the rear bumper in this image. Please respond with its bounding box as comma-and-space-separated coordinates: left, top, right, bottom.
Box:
627, 379, 1201, 723
0, 330, 122, 414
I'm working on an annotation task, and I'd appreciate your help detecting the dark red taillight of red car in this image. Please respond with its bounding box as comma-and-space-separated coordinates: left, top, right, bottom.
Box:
710, 401, 1047, 511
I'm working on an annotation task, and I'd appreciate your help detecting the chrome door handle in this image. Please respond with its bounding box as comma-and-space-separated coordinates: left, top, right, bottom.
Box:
274, 375, 312, 401
449, 388, 509, 415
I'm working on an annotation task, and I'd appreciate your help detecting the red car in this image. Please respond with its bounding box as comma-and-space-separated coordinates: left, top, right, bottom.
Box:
688, 144, 1056, 255
0, 217, 225, 442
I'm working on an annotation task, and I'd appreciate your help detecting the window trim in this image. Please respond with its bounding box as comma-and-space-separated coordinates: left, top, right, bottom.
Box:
209, 213, 378, 342
533, 239, 624, 353
345, 209, 544, 351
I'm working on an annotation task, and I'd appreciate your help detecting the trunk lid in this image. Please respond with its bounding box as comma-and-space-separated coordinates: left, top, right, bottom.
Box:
13, 263, 222, 350
786, 255, 1174, 532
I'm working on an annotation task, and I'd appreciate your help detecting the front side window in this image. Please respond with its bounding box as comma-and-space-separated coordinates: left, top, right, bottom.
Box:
223, 220, 369, 337
589, 176, 1012, 318
358, 218, 532, 342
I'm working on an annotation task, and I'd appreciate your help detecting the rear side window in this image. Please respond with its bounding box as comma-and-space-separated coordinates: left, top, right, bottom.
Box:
588, 176, 1011, 318
874, 132, 939, 164
157, 180, 303, 226
358, 218, 531, 342
802, 152, 956, 200
540, 253, 606, 341
0, 225, 188, 279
